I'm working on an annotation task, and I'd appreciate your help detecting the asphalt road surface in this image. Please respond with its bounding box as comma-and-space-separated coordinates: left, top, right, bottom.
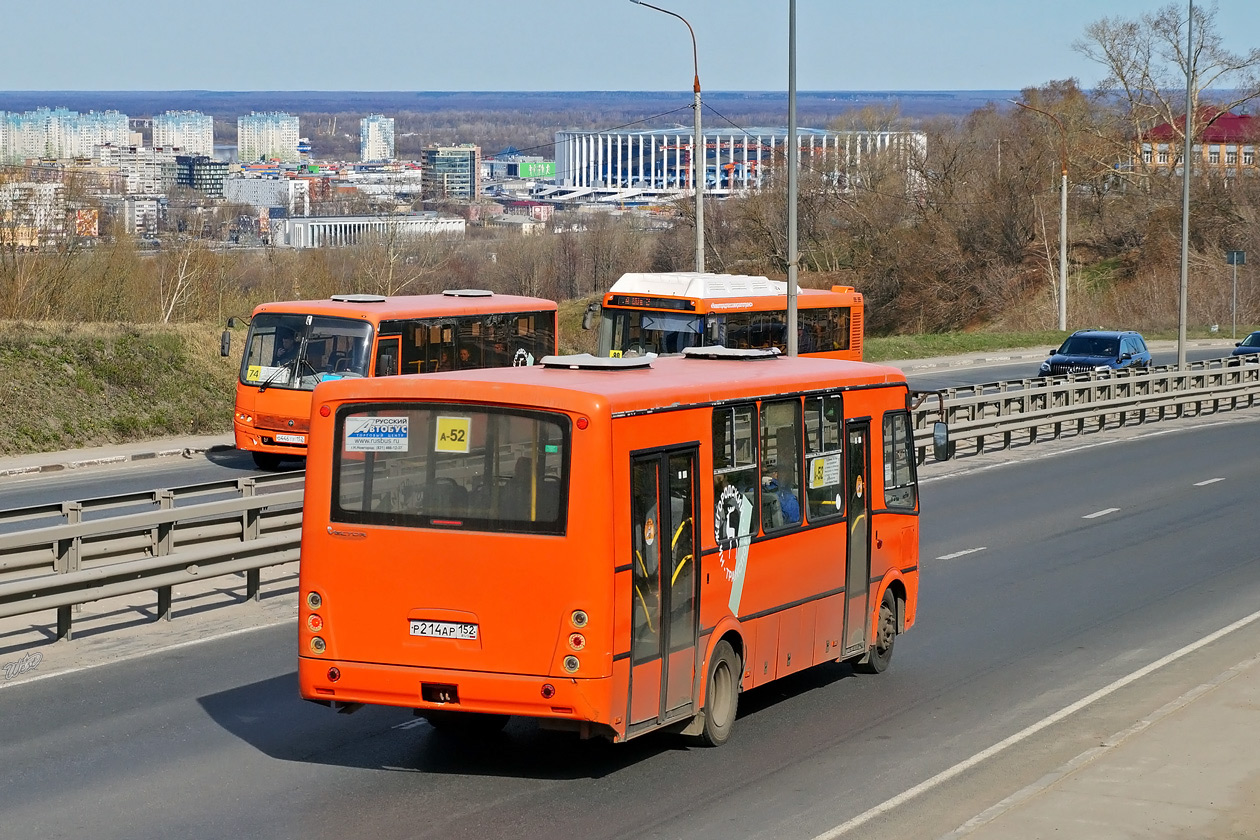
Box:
3, 415, 1258, 840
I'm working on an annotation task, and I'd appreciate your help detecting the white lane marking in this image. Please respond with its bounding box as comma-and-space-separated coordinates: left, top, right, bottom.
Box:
936, 547, 987, 561
1194, 477, 1225, 486
808, 606, 1260, 840
391, 718, 428, 730
1082, 508, 1119, 519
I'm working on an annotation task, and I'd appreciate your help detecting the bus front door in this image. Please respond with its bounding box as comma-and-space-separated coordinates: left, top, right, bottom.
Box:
842, 421, 872, 657
628, 448, 699, 729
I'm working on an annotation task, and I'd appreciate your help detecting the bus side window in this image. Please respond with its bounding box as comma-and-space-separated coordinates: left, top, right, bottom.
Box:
374, 336, 401, 377
882, 411, 918, 510
760, 399, 802, 530
712, 404, 759, 544
804, 394, 844, 521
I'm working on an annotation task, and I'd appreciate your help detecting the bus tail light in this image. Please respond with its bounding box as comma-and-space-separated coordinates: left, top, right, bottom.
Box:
576, 416, 589, 430
319, 404, 331, 417
570, 610, 588, 628
310, 637, 327, 654
541, 683, 555, 699
307, 614, 324, 632
306, 592, 322, 610
327, 667, 341, 682
568, 633, 585, 651
563, 655, 579, 673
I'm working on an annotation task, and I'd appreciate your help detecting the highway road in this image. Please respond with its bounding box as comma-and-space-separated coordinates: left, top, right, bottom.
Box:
0, 347, 1236, 511
3, 414, 1258, 840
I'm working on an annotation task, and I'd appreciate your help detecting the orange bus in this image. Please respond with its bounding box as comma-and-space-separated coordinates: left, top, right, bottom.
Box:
587, 271, 864, 360
298, 347, 919, 745
229, 290, 557, 469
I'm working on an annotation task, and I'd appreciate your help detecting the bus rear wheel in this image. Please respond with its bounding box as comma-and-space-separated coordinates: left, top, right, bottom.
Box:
695, 640, 740, 747
856, 589, 897, 674
421, 710, 509, 736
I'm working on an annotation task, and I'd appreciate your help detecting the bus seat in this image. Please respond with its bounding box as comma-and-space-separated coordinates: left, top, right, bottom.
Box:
429, 477, 468, 514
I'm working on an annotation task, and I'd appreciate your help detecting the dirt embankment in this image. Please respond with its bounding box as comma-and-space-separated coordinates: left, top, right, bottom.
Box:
0, 322, 239, 456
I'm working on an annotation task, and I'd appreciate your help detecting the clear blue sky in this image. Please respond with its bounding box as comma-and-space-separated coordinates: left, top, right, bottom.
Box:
4, 1, 1258, 92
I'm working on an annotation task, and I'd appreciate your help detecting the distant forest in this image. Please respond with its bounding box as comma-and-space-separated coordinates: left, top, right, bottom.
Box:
0, 90, 1014, 159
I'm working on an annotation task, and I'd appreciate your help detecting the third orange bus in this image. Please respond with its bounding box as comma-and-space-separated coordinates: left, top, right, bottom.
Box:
588, 271, 864, 360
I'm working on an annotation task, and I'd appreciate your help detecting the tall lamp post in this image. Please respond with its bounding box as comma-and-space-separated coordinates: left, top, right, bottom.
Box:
1012, 100, 1069, 332
630, 0, 704, 272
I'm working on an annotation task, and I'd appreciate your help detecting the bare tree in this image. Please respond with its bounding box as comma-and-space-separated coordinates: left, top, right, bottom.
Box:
1075, 2, 1260, 180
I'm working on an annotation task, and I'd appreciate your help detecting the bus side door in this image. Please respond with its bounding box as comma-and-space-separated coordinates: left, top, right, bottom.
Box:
843, 420, 872, 657
628, 447, 700, 729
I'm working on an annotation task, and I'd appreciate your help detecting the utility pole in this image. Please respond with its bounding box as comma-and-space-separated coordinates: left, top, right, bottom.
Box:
630, 0, 704, 272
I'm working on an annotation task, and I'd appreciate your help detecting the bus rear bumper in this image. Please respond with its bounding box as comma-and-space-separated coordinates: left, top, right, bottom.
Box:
299, 657, 613, 724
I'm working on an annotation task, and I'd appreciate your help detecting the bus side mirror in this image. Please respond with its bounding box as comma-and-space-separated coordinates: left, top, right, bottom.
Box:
581, 301, 601, 331
226, 317, 240, 329
932, 421, 953, 462
220, 330, 231, 357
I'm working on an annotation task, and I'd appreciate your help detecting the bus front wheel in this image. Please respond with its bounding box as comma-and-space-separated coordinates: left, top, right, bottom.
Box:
251, 451, 283, 471
856, 589, 897, 674
696, 640, 740, 747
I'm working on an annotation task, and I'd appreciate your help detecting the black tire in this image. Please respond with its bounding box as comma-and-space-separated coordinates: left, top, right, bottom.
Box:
696, 640, 740, 747
422, 710, 509, 736
251, 451, 283, 471
856, 589, 897, 674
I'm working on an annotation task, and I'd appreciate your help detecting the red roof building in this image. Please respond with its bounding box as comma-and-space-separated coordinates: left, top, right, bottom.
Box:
1139, 109, 1260, 174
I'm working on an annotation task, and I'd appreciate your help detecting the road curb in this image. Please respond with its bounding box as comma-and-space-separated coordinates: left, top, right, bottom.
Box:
0, 441, 238, 478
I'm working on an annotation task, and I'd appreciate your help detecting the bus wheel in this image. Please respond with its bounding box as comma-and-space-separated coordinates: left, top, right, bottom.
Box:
696, 640, 740, 747
422, 710, 509, 736
856, 590, 897, 674
251, 452, 283, 471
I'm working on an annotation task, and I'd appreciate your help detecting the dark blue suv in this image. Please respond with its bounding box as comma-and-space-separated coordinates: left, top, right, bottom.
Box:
1039, 330, 1152, 376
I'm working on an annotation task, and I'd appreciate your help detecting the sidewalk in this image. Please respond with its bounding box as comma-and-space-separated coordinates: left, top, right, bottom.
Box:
0, 432, 235, 478
942, 651, 1260, 839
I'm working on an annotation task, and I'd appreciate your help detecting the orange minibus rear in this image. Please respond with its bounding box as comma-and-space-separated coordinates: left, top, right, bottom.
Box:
298, 349, 919, 745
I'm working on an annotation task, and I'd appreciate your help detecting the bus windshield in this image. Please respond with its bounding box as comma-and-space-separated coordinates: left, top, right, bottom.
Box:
241, 314, 373, 391
332, 405, 569, 535
601, 308, 705, 355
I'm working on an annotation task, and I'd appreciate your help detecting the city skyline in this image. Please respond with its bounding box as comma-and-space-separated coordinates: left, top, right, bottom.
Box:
4, 1, 1259, 93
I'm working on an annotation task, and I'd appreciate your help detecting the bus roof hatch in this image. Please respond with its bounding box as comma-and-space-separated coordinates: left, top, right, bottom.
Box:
330, 294, 387, 303
540, 353, 656, 370
682, 346, 781, 361
442, 289, 494, 297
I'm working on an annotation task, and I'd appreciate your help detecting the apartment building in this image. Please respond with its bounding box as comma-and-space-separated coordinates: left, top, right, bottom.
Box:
153, 111, 214, 157
360, 114, 395, 163
0, 108, 129, 162
237, 112, 300, 163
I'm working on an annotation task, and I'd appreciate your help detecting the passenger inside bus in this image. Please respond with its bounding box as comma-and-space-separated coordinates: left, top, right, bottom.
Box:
762, 462, 801, 526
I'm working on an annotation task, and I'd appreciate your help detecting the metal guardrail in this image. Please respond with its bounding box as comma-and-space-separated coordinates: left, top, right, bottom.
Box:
5, 357, 1260, 643
0, 472, 304, 641
910, 358, 1260, 462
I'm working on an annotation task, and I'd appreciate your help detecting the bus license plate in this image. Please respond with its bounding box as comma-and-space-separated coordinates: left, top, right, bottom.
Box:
410, 620, 478, 640
276, 433, 306, 444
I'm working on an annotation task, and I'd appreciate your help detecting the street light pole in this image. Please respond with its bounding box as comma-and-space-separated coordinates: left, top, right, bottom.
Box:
786, 0, 798, 356
630, 0, 703, 272
1013, 100, 1068, 332
1177, 0, 1194, 369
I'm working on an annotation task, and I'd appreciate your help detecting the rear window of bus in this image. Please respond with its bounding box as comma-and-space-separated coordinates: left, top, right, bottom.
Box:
331, 404, 570, 535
